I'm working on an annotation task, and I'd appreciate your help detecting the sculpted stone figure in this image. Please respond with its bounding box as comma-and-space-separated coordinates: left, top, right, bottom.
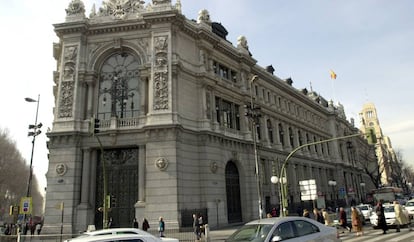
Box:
197, 9, 211, 24
237, 35, 249, 50
66, 0, 85, 16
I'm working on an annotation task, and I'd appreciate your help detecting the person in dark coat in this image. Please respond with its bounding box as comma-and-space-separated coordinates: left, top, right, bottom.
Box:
132, 218, 139, 228
339, 207, 350, 232
375, 201, 388, 234
313, 208, 325, 224
142, 218, 150, 231
193, 214, 201, 240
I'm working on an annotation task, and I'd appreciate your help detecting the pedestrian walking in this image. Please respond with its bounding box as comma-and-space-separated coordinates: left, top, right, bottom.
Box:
313, 208, 325, 224
132, 218, 139, 228
142, 218, 150, 231
198, 215, 205, 236
339, 207, 350, 232
158, 217, 165, 237
193, 214, 201, 240
303, 209, 310, 218
322, 208, 333, 226
375, 201, 388, 234
351, 206, 363, 236
394, 200, 408, 232
36, 223, 42, 235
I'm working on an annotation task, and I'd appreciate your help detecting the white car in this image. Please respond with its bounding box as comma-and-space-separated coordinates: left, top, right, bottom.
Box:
66, 228, 178, 242
369, 204, 411, 228
225, 216, 340, 242
356, 204, 373, 221
65, 234, 171, 242
404, 199, 414, 219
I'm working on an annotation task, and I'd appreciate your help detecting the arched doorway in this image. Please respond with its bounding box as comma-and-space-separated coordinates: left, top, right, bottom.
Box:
225, 161, 242, 223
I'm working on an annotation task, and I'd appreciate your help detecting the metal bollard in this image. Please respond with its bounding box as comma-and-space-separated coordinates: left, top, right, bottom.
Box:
204, 224, 210, 242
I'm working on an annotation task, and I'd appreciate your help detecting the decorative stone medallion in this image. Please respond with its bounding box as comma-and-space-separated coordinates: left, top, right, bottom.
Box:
155, 157, 168, 171
56, 163, 67, 176
210, 161, 218, 173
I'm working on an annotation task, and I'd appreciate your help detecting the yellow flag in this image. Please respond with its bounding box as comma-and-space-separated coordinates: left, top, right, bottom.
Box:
330, 70, 337, 79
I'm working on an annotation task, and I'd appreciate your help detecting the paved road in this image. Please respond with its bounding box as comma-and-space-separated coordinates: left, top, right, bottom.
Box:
207, 222, 414, 242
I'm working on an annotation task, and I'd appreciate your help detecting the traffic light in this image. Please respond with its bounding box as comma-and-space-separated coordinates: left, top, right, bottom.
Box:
110, 195, 117, 208
94, 118, 100, 134
365, 128, 377, 144
28, 123, 42, 137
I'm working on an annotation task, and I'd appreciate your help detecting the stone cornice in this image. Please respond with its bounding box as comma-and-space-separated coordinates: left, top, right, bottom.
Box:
54, 21, 89, 37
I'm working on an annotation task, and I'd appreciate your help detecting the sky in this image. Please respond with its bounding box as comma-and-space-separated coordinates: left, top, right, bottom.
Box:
1, 0, 413, 191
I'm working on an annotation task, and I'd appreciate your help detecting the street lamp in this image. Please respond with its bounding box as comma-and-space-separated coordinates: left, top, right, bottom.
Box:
247, 75, 263, 219
271, 175, 287, 216
328, 180, 337, 209
25, 95, 41, 198
24, 95, 41, 221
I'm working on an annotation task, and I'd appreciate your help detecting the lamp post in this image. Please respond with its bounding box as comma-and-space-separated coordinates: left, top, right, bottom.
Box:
24, 95, 41, 222
25, 95, 41, 199
278, 133, 361, 217
328, 180, 337, 209
271, 174, 287, 216
246, 75, 263, 219
360, 182, 365, 203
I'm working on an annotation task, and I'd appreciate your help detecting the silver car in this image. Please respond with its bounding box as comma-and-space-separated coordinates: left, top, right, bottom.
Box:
226, 216, 340, 242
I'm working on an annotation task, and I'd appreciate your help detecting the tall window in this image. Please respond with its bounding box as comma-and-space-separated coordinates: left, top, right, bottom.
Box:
267, 119, 273, 144
98, 53, 141, 119
289, 127, 294, 147
279, 123, 284, 146
215, 97, 241, 130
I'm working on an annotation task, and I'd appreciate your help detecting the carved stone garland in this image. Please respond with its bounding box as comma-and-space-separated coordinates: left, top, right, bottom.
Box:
58, 46, 77, 118
153, 36, 169, 110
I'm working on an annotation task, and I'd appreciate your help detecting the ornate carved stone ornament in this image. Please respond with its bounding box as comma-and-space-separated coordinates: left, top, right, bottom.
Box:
103, 149, 138, 165
210, 161, 218, 173
58, 82, 74, 118
152, 0, 171, 5
155, 157, 169, 171
94, 0, 146, 19
197, 9, 211, 24
66, 0, 86, 16
153, 35, 169, 110
58, 46, 77, 118
56, 163, 67, 176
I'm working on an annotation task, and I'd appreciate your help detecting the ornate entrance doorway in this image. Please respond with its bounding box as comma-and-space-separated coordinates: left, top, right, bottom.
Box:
95, 148, 139, 228
225, 161, 242, 223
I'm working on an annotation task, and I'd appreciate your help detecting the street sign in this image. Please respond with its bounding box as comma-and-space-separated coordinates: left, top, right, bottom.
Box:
19, 197, 32, 215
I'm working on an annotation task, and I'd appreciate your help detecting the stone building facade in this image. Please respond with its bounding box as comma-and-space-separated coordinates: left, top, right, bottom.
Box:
359, 102, 400, 187
44, 0, 376, 234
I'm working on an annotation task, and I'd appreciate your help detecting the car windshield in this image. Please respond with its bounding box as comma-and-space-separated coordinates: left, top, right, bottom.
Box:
226, 224, 273, 242
406, 201, 414, 206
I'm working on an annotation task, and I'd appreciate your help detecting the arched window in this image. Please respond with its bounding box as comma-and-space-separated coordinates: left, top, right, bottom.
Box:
98, 52, 141, 119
